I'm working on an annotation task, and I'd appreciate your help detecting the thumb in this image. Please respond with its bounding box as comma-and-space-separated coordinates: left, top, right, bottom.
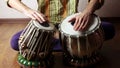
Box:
68, 17, 76, 22
68, 17, 76, 25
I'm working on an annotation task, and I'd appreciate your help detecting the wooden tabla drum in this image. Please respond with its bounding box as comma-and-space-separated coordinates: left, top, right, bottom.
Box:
18, 20, 55, 68
59, 13, 104, 67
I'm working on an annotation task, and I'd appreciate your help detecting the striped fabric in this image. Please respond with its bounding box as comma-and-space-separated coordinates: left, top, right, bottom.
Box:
37, 0, 78, 24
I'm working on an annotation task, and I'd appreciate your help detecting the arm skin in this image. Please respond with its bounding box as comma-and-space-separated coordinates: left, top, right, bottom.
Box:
7, 0, 47, 23
69, 0, 104, 31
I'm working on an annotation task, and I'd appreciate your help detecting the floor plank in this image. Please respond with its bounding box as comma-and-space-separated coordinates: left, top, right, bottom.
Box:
0, 22, 27, 68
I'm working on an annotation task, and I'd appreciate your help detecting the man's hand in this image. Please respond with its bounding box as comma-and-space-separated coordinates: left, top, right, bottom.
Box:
68, 0, 103, 31
69, 12, 92, 31
23, 9, 47, 23
8, 0, 48, 23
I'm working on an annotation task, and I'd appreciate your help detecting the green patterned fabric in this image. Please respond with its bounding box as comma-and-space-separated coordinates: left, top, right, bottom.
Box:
37, 0, 78, 24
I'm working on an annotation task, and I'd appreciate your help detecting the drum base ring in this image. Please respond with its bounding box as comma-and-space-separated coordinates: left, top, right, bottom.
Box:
63, 52, 102, 67
17, 54, 54, 68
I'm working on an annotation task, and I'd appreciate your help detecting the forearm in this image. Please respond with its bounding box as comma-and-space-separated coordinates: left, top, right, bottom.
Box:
7, 0, 46, 22
83, 0, 104, 14
8, 0, 31, 13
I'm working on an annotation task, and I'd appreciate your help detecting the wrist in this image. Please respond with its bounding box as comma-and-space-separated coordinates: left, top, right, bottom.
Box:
83, 0, 100, 15
82, 8, 94, 15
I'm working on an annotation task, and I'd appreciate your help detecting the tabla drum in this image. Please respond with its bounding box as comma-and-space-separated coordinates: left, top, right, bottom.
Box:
18, 20, 55, 68
59, 13, 104, 67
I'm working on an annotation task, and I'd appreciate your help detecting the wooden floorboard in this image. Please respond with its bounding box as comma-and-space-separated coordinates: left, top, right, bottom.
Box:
0, 22, 27, 68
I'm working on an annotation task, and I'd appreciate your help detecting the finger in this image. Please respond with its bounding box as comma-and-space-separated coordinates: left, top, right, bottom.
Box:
73, 18, 79, 30
32, 12, 43, 23
24, 10, 37, 20
35, 12, 46, 22
78, 18, 86, 30
68, 17, 75, 22
26, 13, 36, 20
82, 15, 91, 30
82, 18, 89, 30
77, 20, 84, 31
68, 17, 76, 26
30, 15, 36, 20
74, 17, 83, 31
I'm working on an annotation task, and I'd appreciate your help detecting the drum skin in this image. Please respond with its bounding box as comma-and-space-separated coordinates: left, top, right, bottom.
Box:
59, 13, 104, 67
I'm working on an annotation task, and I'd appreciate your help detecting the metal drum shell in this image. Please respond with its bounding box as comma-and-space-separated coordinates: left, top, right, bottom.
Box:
18, 20, 55, 67
59, 13, 104, 67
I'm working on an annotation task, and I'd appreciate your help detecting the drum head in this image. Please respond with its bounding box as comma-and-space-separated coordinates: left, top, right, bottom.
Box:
60, 13, 101, 36
32, 20, 55, 30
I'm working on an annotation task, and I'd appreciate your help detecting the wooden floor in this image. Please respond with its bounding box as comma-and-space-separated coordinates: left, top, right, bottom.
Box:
0, 19, 120, 68
0, 20, 28, 68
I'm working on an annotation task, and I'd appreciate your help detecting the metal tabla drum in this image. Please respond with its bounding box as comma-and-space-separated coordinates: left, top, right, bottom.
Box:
18, 20, 55, 68
59, 13, 104, 67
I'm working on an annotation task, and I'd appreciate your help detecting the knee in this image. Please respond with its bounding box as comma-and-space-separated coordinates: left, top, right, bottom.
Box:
101, 21, 115, 40
10, 31, 23, 51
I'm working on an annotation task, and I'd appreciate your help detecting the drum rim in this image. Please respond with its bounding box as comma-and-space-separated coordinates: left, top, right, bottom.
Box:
31, 20, 55, 31
59, 13, 101, 37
